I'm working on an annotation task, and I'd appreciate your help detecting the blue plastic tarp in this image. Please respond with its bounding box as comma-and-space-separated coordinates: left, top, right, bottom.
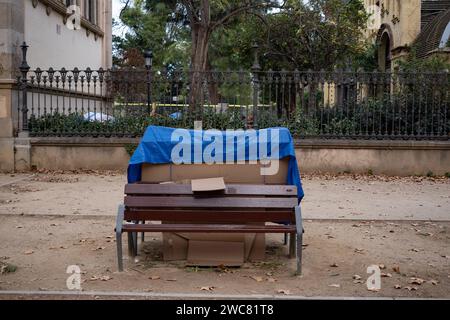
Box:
128, 125, 304, 201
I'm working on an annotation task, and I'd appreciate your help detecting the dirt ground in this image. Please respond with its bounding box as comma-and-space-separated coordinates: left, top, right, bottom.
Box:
0, 172, 449, 299
0, 172, 449, 221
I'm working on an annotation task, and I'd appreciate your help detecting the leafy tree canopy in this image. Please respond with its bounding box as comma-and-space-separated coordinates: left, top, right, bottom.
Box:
114, 0, 370, 71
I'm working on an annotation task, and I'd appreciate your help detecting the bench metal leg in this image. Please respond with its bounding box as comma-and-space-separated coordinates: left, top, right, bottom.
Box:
295, 205, 303, 275
127, 232, 134, 257
115, 204, 125, 272
284, 233, 288, 245
127, 232, 138, 258
289, 232, 296, 258
132, 231, 138, 257
130, 220, 138, 257
141, 221, 145, 243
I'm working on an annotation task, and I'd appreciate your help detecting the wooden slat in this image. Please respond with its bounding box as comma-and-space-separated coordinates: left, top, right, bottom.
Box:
124, 209, 294, 223
121, 223, 296, 233
225, 185, 296, 196
124, 196, 298, 209
125, 183, 297, 197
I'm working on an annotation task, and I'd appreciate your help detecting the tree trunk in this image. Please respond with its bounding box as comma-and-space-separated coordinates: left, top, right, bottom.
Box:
206, 60, 220, 105
189, 23, 210, 115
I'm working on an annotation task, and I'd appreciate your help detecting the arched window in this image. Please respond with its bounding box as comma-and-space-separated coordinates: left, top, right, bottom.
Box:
378, 31, 391, 71
439, 21, 450, 48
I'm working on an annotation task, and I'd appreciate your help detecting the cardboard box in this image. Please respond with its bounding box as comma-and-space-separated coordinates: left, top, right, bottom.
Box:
162, 230, 265, 266
141, 159, 290, 266
141, 158, 289, 184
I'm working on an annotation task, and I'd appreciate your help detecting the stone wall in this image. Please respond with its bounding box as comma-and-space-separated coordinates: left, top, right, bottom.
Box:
295, 139, 450, 176
14, 137, 450, 176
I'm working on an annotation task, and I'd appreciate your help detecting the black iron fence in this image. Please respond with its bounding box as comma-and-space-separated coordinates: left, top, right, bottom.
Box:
17, 44, 450, 140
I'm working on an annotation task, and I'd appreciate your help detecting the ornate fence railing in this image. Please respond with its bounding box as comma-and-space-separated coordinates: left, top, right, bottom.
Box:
17, 43, 450, 139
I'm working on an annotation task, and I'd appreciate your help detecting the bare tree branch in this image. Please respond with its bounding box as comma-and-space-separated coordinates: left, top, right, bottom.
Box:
119, 0, 131, 18
210, 2, 274, 31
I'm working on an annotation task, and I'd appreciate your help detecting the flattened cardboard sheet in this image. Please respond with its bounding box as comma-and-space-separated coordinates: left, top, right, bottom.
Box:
187, 240, 245, 267
191, 177, 226, 192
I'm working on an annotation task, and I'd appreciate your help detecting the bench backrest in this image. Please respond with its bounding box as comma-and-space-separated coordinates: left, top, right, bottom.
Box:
124, 183, 298, 224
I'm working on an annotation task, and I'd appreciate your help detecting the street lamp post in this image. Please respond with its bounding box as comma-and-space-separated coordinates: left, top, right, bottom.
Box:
251, 43, 261, 129
144, 50, 153, 115
20, 42, 31, 132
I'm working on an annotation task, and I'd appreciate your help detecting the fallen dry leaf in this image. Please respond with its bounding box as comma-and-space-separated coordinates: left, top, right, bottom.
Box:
149, 275, 160, 280
353, 280, 364, 284
353, 274, 362, 280
409, 277, 425, 285
200, 286, 215, 292
404, 286, 418, 291
394, 284, 402, 289
100, 276, 112, 281
392, 266, 400, 273
354, 248, 364, 254
329, 273, 340, 277
165, 278, 177, 282
276, 289, 291, 295
330, 263, 339, 268
92, 246, 106, 251
49, 246, 67, 250
378, 264, 386, 270
250, 276, 264, 282
381, 273, 392, 278
23, 250, 34, 255
328, 284, 340, 288
428, 279, 439, 285
410, 248, 420, 252
267, 277, 277, 283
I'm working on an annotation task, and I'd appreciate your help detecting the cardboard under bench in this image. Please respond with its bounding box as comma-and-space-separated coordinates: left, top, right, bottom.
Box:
141, 159, 290, 266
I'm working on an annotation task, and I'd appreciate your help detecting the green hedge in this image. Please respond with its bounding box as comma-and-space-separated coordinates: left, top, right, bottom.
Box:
28, 99, 450, 138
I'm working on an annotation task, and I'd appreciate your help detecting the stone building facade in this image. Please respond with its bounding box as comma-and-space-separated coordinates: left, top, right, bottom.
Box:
364, 0, 450, 70
0, 0, 113, 171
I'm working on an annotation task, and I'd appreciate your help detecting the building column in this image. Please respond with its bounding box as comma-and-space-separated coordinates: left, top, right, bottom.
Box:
0, 0, 26, 172
103, 0, 113, 69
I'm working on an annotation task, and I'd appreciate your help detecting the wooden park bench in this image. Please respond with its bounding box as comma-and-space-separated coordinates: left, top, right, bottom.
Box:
115, 183, 303, 274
